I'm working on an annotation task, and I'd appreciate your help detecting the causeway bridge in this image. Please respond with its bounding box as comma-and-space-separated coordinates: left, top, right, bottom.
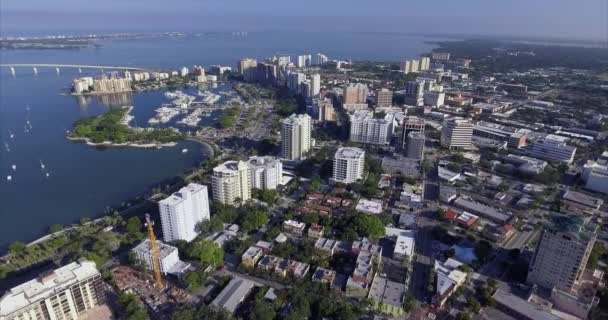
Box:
1, 64, 155, 74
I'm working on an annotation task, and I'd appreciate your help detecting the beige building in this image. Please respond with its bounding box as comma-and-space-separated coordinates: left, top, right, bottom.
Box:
343, 83, 368, 104
375, 89, 393, 109
0, 260, 105, 320
441, 118, 474, 150
212, 161, 251, 205
238, 58, 258, 82
281, 114, 312, 160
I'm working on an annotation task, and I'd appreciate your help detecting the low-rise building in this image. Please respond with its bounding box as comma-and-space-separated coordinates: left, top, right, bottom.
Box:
454, 197, 513, 224
312, 267, 337, 285
433, 258, 468, 307
582, 160, 608, 194
368, 275, 406, 316
211, 277, 255, 313
528, 134, 576, 164
562, 190, 604, 215
356, 199, 383, 215
307, 223, 324, 239
241, 246, 264, 268
455, 211, 480, 228
283, 220, 306, 235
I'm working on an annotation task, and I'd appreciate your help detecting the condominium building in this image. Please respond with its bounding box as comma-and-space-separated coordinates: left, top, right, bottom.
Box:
92, 75, 132, 93
419, 57, 431, 71
159, 183, 210, 242
296, 54, 311, 68
0, 260, 105, 320
246, 156, 283, 190
528, 214, 597, 292
288, 72, 306, 95
528, 134, 577, 164
400, 116, 425, 150
238, 58, 258, 82
375, 89, 393, 109
212, 161, 251, 205
406, 132, 425, 160
281, 113, 312, 160
399, 59, 420, 74
349, 110, 393, 145
441, 118, 474, 150
333, 147, 365, 184
312, 99, 337, 122
309, 74, 321, 97
343, 83, 369, 104
404, 80, 424, 106
314, 53, 328, 65
431, 52, 451, 61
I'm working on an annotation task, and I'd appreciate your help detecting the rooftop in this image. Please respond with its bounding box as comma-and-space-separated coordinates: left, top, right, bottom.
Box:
159, 183, 207, 206
335, 147, 365, 160
132, 239, 178, 260
492, 289, 561, 320
368, 276, 406, 307
211, 277, 255, 313
562, 190, 604, 209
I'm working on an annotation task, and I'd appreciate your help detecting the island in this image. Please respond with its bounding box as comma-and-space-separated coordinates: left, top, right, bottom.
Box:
69, 107, 184, 147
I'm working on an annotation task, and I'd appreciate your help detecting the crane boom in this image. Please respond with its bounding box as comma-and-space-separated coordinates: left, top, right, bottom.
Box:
145, 214, 164, 289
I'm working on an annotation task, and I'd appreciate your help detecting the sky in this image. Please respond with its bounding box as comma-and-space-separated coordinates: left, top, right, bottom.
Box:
1, 0, 607, 40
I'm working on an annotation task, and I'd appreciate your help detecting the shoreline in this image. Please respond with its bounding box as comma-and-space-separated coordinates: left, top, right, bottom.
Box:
66, 135, 178, 148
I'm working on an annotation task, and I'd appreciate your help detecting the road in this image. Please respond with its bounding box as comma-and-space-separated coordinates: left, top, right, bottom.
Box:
410, 216, 437, 304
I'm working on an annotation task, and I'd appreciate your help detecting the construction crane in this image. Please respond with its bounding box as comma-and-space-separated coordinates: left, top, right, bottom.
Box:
145, 213, 164, 289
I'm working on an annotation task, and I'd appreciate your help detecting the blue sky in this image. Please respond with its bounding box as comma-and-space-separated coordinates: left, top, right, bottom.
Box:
1, 0, 606, 40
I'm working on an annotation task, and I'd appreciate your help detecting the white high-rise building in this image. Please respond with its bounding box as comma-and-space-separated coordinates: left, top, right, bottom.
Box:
314, 53, 328, 65
281, 114, 312, 160
333, 147, 365, 184
310, 74, 321, 97
420, 57, 431, 71
349, 110, 393, 145
0, 260, 105, 320
247, 156, 283, 190
159, 183, 210, 242
528, 134, 577, 164
288, 72, 306, 94
441, 118, 474, 150
180, 67, 189, 77
297, 54, 311, 68
212, 161, 251, 206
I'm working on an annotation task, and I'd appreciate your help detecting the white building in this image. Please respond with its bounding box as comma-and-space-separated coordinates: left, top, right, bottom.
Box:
212, 161, 251, 205
441, 118, 474, 150
582, 160, 608, 194
159, 183, 210, 242
0, 260, 105, 320
297, 54, 311, 68
349, 110, 393, 145
333, 147, 365, 184
420, 57, 431, 71
310, 74, 321, 97
356, 199, 383, 215
180, 67, 189, 77
132, 239, 190, 275
314, 53, 328, 65
528, 134, 577, 164
433, 258, 467, 307
247, 156, 283, 190
281, 113, 312, 160
288, 72, 306, 94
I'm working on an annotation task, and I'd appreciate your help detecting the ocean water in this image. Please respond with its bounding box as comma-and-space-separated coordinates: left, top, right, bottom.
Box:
0, 31, 436, 249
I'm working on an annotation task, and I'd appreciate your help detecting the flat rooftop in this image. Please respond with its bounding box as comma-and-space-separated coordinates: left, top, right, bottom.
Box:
335, 147, 365, 160
211, 277, 255, 313
493, 289, 561, 320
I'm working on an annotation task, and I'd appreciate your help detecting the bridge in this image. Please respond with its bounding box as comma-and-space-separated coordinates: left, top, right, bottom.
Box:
0, 64, 154, 72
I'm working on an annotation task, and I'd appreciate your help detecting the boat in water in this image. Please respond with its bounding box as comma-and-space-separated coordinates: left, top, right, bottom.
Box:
7, 175, 12, 181
40, 160, 45, 170
182, 148, 188, 154
11, 164, 16, 171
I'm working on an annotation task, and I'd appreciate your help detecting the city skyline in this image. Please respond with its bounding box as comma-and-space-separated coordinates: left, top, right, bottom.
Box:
1, 0, 606, 41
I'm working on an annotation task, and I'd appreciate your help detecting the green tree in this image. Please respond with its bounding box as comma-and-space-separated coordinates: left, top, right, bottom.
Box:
118, 293, 148, 320
190, 239, 224, 267
9, 241, 27, 255
457, 311, 472, 320
353, 213, 385, 239
183, 271, 206, 291
126, 217, 142, 234
467, 297, 481, 313
49, 224, 63, 233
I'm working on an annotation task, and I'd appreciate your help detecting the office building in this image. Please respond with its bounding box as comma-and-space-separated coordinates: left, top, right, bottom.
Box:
333, 147, 365, 184
406, 132, 425, 160
423, 91, 445, 107
528, 134, 577, 164
508, 132, 527, 149
400, 116, 425, 150
132, 239, 190, 275
0, 260, 105, 320
310, 74, 321, 97
314, 53, 328, 65
246, 156, 283, 190
582, 160, 608, 194
375, 89, 393, 109
419, 57, 431, 70
404, 80, 424, 106
441, 118, 474, 150
528, 214, 597, 292
281, 113, 312, 160
238, 58, 258, 82
212, 161, 251, 205
349, 110, 393, 145
159, 183, 210, 242
343, 83, 368, 104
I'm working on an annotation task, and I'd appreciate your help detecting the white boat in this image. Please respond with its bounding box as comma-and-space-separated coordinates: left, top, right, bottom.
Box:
45, 172, 50, 178
11, 164, 16, 171
182, 148, 188, 153
40, 161, 45, 169
6, 175, 12, 181
9, 131, 14, 139
4, 142, 9, 152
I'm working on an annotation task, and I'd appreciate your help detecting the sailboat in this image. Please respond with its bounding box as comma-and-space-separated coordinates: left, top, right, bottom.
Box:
11, 164, 16, 171
6, 175, 12, 181
40, 160, 45, 170
45, 172, 50, 178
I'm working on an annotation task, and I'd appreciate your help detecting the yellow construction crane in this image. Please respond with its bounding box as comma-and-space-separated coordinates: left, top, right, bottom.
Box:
145, 213, 164, 289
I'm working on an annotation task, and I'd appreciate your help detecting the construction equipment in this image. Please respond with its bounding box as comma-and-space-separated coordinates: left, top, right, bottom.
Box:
145, 213, 164, 289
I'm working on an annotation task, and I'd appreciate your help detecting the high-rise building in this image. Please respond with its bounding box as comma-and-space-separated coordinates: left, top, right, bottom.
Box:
528, 134, 577, 164
400, 116, 425, 150
406, 132, 425, 160
404, 80, 424, 106
314, 53, 328, 65
410, 59, 420, 73
212, 161, 251, 205
375, 89, 393, 109
400, 60, 411, 74
333, 147, 365, 184
246, 156, 283, 190
159, 183, 210, 242
349, 110, 393, 145
0, 259, 106, 320
423, 91, 445, 107
310, 74, 321, 97
297, 54, 312, 68
300, 80, 312, 98
288, 72, 306, 94
343, 83, 368, 104
92, 75, 132, 93
312, 99, 337, 122
255, 62, 277, 85
281, 114, 312, 160
238, 58, 258, 82
528, 214, 597, 292
420, 57, 431, 71
441, 118, 474, 150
